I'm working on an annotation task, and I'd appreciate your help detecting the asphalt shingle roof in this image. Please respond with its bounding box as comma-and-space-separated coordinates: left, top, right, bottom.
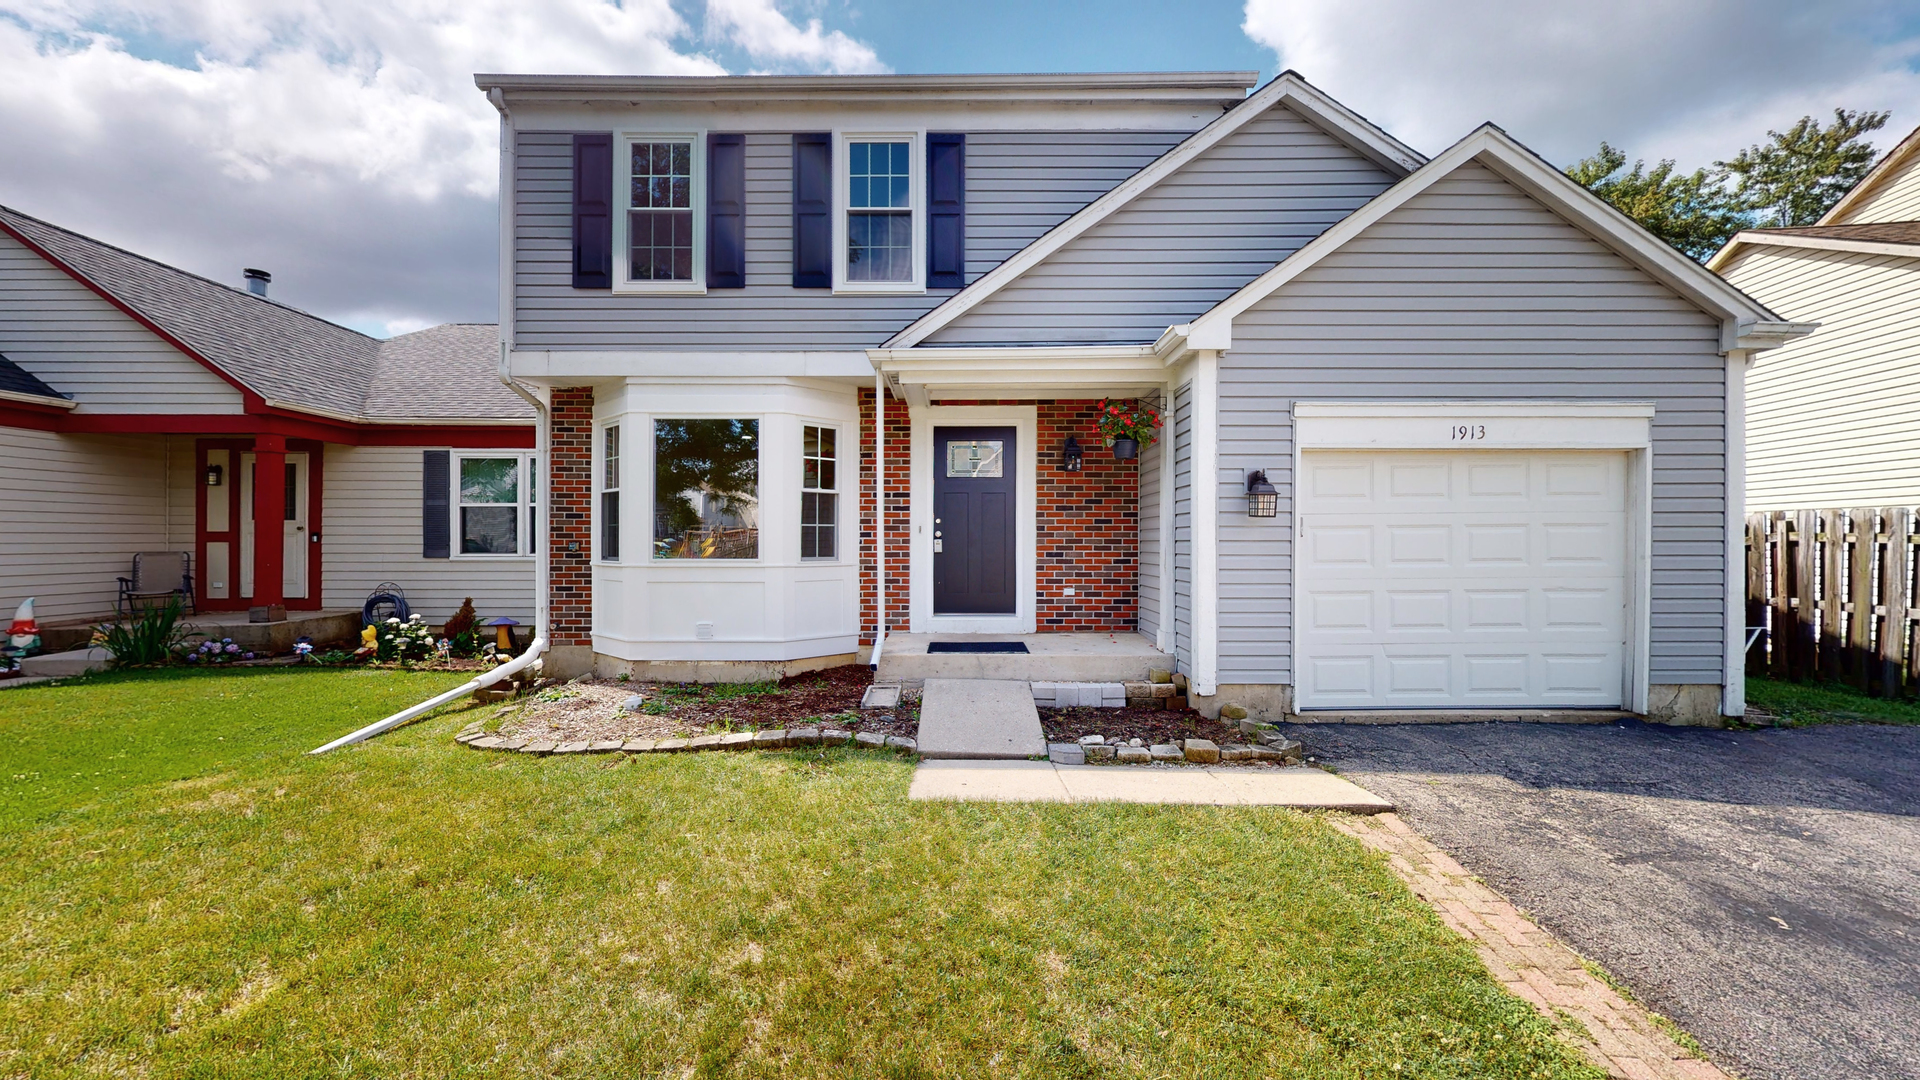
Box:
0, 350, 68, 401
0, 204, 528, 425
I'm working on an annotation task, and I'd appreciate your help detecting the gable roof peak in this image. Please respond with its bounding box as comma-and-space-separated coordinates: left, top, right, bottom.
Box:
882, 71, 1426, 349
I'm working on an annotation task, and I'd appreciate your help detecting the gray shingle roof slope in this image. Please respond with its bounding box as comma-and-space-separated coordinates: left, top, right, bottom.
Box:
0, 350, 68, 401
0, 203, 381, 417
368, 323, 532, 421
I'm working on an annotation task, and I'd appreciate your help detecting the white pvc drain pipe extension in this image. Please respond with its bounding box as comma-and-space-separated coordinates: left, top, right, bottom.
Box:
310, 87, 550, 757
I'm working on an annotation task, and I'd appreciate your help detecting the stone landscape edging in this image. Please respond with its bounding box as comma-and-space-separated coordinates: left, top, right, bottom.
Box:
456, 725, 918, 756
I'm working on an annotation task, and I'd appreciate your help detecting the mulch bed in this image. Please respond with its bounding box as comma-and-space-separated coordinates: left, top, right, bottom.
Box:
1039, 705, 1245, 747
494, 664, 914, 744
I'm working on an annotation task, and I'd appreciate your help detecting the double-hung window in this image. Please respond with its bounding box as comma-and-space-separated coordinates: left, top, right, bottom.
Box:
456, 454, 536, 556
618, 136, 703, 291
839, 134, 922, 292
600, 425, 620, 561
801, 425, 837, 559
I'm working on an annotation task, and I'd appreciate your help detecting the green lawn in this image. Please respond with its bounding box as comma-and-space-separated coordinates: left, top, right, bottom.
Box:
0, 668, 1600, 1079
1746, 676, 1920, 726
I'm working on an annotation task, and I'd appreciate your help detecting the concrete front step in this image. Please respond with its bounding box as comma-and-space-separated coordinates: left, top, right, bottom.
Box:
20, 648, 112, 678
875, 632, 1172, 684
915, 678, 1048, 760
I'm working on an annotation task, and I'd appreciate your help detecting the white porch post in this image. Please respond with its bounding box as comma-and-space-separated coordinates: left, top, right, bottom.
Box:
1156, 379, 1176, 654
1724, 350, 1749, 717
1193, 349, 1220, 697
873, 370, 887, 664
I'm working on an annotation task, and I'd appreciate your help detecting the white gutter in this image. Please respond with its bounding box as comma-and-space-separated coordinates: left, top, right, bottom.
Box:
309, 87, 548, 754
869, 368, 888, 670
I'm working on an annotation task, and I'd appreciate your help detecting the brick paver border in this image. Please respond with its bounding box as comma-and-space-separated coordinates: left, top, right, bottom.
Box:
1329, 812, 1733, 1080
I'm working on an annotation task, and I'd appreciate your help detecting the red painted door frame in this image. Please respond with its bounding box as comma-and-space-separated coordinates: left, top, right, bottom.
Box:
195, 437, 326, 612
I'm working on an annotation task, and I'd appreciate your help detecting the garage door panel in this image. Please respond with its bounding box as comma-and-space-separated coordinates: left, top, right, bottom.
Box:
1298, 449, 1628, 710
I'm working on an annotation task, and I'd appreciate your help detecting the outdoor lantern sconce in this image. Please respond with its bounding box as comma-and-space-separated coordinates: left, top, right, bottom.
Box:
204, 463, 224, 487
1061, 436, 1083, 472
1246, 470, 1278, 518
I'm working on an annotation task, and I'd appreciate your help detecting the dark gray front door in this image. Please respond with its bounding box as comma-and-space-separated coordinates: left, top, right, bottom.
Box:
933, 426, 1016, 615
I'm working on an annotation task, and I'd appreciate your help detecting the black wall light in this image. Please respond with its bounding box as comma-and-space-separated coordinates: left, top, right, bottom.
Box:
1246, 470, 1278, 517
1061, 436, 1083, 472
205, 463, 224, 487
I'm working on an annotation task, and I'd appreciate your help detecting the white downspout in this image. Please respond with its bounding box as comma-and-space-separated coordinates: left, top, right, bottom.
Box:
310, 86, 547, 754
869, 369, 888, 670
1723, 349, 1749, 718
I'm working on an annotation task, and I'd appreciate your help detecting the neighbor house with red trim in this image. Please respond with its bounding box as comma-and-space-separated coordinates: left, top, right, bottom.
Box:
479, 70, 1811, 724
0, 205, 536, 631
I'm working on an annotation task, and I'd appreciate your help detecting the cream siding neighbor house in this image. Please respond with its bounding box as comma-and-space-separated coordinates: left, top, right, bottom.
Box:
1711, 123, 1920, 511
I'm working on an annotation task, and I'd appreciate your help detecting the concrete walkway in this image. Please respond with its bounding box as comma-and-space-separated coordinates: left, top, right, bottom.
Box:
908, 759, 1392, 810
914, 678, 1047, 759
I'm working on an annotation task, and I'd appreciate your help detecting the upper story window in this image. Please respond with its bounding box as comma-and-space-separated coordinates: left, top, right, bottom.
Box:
837, 133, 923, 293
617, 135, 704, 292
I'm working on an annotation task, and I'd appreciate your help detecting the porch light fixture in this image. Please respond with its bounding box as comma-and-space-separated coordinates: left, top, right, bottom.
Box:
204, 463, 224, 487
1060, 437, 1083, 472
1246, 470, 1278, 518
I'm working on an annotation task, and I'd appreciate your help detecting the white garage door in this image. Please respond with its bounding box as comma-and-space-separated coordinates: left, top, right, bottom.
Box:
1297, 451, 1628, 709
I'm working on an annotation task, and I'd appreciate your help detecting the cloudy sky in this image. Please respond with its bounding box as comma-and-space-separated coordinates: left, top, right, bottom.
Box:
3, 0, 1918, 337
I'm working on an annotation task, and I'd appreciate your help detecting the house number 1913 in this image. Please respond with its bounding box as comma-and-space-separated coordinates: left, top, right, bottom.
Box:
1451, 424, 1486, 441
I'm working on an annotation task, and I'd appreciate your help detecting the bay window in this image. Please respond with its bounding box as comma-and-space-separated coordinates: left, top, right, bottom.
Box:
655, 419, 759, 559
802, 425, 838, 559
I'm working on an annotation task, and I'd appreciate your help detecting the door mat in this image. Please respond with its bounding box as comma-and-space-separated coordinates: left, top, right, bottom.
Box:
927, 641, 1030, 654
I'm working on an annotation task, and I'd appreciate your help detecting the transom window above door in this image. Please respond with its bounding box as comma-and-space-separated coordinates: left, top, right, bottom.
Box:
619, 136, 702, 290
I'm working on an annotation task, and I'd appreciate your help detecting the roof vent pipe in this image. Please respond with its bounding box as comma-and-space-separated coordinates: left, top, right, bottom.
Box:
243, 268, 271, 297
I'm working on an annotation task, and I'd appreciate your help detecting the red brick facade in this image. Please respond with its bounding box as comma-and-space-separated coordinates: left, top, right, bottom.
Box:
548, 387, 595, 647
857, 392, 1140, 643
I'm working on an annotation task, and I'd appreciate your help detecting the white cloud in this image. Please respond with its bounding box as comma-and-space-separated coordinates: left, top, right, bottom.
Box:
705, 0, 888, 74
0, 0, 884, 333
1242, 0, 1920, 168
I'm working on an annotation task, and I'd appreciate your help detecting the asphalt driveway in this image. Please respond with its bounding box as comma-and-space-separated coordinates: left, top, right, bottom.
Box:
1286, 719, 1920, 1080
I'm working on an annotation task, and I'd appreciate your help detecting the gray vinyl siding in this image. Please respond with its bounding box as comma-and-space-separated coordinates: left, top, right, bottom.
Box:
927, 104, 1398, 345
512, 130, 1186, 350
0, 233, 245, 413
322, 446, 534, 624
1171, 382, 1194, 673
1718, 245, 1920, 508
1135, 401, 1162, 638
0, 430, 178, 620
1219, 162, 1728, 686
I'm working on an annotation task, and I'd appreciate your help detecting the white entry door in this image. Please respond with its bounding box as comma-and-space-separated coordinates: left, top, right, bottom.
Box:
238, 452, 310, 601
1296, 450, 1628, 709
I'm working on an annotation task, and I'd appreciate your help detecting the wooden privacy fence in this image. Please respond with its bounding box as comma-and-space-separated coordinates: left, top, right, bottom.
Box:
1746, 508, 1920, 695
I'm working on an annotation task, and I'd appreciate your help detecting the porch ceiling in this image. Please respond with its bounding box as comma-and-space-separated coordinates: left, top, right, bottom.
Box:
869, 346, 1171, 407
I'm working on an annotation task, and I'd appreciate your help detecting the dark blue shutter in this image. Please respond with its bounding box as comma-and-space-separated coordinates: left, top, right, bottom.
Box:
572, 133, 613, 289
792, 133, 832, 288
708, 133, 746, 289
927, 133, 966, 289
422, 451, 450, 559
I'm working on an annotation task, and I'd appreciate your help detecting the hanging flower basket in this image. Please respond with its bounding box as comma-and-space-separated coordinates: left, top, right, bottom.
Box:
1096, 398, 1162, 458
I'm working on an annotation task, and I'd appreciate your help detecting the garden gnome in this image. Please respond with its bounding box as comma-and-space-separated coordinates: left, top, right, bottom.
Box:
8, 597, 40, 653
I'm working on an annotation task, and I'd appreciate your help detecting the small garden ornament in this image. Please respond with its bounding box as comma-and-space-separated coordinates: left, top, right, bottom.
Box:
1094, 398, 1163, 460
7, 597, 40, 654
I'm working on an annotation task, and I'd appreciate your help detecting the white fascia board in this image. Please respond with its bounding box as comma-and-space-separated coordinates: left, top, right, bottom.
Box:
1714, 230, 1920, 264
1725, 318, 1819, 352
0, 387, 76, 409
509, 350, 874, 380
1186, 125, 1786, 352
881, 73, 1426, 350
873, 346, 1167, 397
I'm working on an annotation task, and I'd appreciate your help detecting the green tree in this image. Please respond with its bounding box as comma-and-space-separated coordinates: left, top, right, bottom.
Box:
1717, 108, 1891, 227
1566, 142, 1752, 261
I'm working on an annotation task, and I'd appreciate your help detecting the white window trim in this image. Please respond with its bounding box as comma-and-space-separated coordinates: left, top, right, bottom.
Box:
613, 131, 707, 296
834, 130, 926, 295
598, 422, 622, 563
800, 421, 843, 562
451, 451, 537, 560
649, 413, 766, 565
1289, 400, 1655, 716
